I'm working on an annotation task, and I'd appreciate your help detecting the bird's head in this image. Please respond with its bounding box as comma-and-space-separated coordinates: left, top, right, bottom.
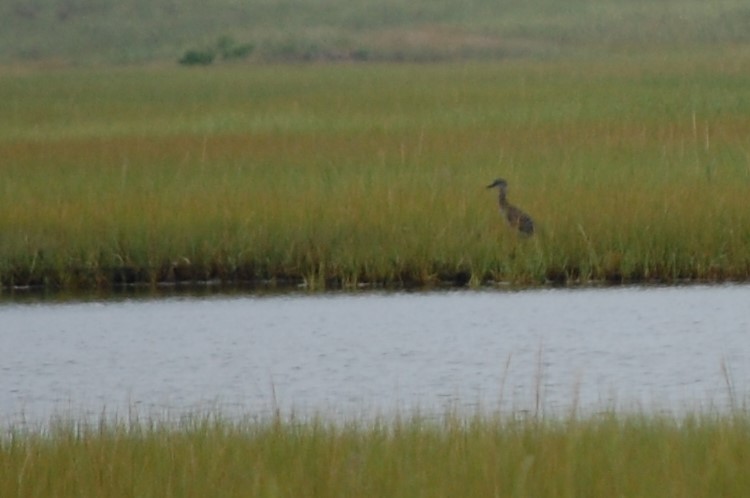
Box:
486, 178, 508, 190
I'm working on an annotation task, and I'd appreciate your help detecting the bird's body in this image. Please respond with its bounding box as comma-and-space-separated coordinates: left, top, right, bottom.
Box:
487, 178, 535, 235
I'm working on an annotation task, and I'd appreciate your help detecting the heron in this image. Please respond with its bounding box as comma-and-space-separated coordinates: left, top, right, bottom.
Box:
486, 178, 535, 236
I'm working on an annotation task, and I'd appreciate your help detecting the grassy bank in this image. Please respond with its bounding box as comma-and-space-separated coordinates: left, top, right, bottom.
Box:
2, 410, 750, 497
3, 52, 750, 291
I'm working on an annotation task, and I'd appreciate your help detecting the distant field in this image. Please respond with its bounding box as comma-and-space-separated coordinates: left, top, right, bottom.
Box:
2, 50, 750, 291
2, 0, 750, 64
3, 410, 750, 497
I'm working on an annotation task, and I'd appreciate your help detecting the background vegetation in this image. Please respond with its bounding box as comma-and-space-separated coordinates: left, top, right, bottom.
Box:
1, 0, 750, 64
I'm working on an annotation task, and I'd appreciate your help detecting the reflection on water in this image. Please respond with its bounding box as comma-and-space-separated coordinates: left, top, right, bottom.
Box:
1, 285, 749, 424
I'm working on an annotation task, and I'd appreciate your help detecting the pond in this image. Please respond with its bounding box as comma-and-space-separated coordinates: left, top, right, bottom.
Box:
2, 285, 749, 425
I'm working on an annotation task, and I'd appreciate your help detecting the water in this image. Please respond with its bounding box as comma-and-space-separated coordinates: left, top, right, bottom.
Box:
2, 285, 749, 425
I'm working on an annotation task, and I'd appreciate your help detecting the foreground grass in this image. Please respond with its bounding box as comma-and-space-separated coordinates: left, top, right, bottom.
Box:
3, 51, 750, 290
2, 411, 750, 497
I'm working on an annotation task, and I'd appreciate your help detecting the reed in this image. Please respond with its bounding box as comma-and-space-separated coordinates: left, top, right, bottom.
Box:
2, 53, 750, 290
2, 409, 749, 497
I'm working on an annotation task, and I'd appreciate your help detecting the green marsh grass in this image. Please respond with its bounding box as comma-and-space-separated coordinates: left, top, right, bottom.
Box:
2, 53, 750, 290
3, 410, 750, 497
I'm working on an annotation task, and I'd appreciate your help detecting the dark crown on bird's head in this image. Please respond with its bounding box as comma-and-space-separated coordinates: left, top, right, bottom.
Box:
486, 178, 508, 189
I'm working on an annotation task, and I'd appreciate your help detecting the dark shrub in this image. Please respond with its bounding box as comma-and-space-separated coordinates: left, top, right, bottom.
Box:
178, 49, 215, 65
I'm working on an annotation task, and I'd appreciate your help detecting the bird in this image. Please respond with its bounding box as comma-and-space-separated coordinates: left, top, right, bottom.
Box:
486, 178, 535, 236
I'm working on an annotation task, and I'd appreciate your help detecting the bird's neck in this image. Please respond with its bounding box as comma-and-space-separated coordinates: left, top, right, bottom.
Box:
497, 191, 509, 208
